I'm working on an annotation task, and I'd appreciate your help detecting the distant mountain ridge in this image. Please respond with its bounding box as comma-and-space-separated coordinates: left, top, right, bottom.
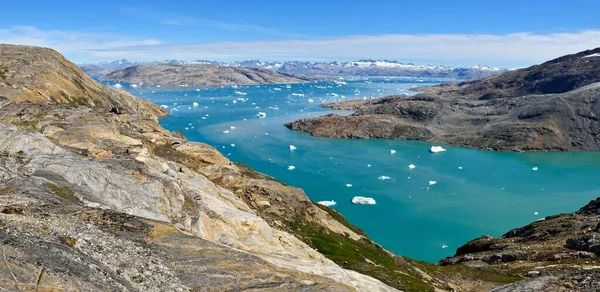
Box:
80, 58, 508, 79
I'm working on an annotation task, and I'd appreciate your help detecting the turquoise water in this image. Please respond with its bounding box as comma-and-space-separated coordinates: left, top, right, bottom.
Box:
117, 78, 600, 263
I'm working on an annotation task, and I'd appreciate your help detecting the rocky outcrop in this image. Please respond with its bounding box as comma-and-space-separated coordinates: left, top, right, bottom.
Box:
286, 48, 600, 151
103, 63, 321, 86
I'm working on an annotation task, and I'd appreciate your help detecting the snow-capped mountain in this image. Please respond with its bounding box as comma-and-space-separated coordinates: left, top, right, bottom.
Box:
80, 59, 507, 80
276, 60, 506, 79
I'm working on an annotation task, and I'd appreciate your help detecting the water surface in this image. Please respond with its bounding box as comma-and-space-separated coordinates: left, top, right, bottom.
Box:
116, 78, 600, 262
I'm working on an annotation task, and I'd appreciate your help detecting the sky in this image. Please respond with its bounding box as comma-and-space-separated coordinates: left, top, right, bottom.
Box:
1, 0, 599, 67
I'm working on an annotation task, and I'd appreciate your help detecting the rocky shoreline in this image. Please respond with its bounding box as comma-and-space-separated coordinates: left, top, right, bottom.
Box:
1, 44, 599, 291
286, 48, 600, 151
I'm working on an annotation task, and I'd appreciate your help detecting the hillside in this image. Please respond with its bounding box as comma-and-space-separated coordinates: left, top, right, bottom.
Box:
286, 48, 600, 151
103, 63, 320, 86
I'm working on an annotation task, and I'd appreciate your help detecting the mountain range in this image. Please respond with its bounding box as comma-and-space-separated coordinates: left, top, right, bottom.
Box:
80, 59, 508, 80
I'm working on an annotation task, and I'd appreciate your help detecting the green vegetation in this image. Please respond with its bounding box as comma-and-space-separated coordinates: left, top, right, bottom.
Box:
44, 182, 81, 204
285, 219, 436, 292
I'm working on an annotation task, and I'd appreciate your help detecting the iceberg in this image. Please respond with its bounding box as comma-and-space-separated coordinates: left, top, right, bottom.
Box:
351, 196, 376, 205
287, 165, 296, 170
430, 146, 446, 153
308, 98, 314, 103
532, 166, 539, 171
257, 112, 267, 118
442, 244, 448, 249
428, 181, 437, 186
378, 175, 391, 180
345, 184, 353, 187
317, 200, 337, 207
390, 149, 396, 154
222, 130, 230, 134
289, 145, 297, 151
192, 102, 199, 107
114, 83, 123, 88
408, 164, 416, 169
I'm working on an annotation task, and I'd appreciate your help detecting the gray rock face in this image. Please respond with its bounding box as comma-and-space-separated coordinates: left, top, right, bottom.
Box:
103, 64, 321, 86
286, 48, 600, 151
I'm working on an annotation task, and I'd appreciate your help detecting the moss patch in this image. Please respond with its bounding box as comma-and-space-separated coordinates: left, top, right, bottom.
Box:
44, 182, 81, 204
285, 219, 436, 292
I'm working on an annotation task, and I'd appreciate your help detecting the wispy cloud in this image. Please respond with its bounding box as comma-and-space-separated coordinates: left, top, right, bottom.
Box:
0, 26, 161, 59
1, 26, 600, 66
120, 6, 303, 38
159, 17, 304, 38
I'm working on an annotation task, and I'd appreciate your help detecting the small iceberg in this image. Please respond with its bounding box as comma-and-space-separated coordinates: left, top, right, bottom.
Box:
230, 126, 236, 130
289, 145, 297, 151
532, 166, 539, 171
130, 84, 138, 88
534, 211, 539, 215
430, 146, 446, 153
287, 165, 296, 170
390, 149, 397, 154
378, 176, 391, 180
160, 105, 169, 109
192, 102, 199, 107
257, 112, 267, 118
222, 130, 230, 134
113, 83, 123, 88
308, 98, 314, 103
351, 196, 376, 205
428, 181, 437, 186
346, 184, 353, 188
458, 166, 463, 170
442, 244, 448, 249
408, 164, 416, 169
317, 200, 337, 207
230, 144, 235, 147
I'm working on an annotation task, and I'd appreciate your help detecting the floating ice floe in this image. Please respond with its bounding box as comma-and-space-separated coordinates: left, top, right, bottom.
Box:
532, 166, 539, 171
458, 166, 463, 170
307, 98, 314, 103
130, 84, 138, 88
113, 83, 123, 88
235, 91, 247, 95
390, 149, 397, 154
230, 126, 236, 130
378, 176, 391, 180
289, 145, 297, 151
346, 184, 353, 188
408, 164, 416, 169
222, 130, 230, 134
230, 144, 236, 147
160, 105, 169, 109
442, 244, 448, 249
430, 146, 446, 153
192, 102, 199, 107
367, 164, 372, 168
257, 112, 267, 118
287, 165, 296, 170
351, 196, 376, 205
317, 200, 337, 207
291, 93, 305, 97
428, 181, 437, 186
534, 211, 539, 215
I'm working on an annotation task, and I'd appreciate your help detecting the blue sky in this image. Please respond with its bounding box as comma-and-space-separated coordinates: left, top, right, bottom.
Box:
1, 0, 599, 66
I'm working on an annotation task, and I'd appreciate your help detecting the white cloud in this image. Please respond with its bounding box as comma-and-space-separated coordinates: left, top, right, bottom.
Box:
0, 26, 161, 61
1, 26, 600, 66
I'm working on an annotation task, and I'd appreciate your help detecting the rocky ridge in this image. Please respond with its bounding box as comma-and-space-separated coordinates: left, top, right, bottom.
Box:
103, 63, 321, 87
286, 48, 600, 151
